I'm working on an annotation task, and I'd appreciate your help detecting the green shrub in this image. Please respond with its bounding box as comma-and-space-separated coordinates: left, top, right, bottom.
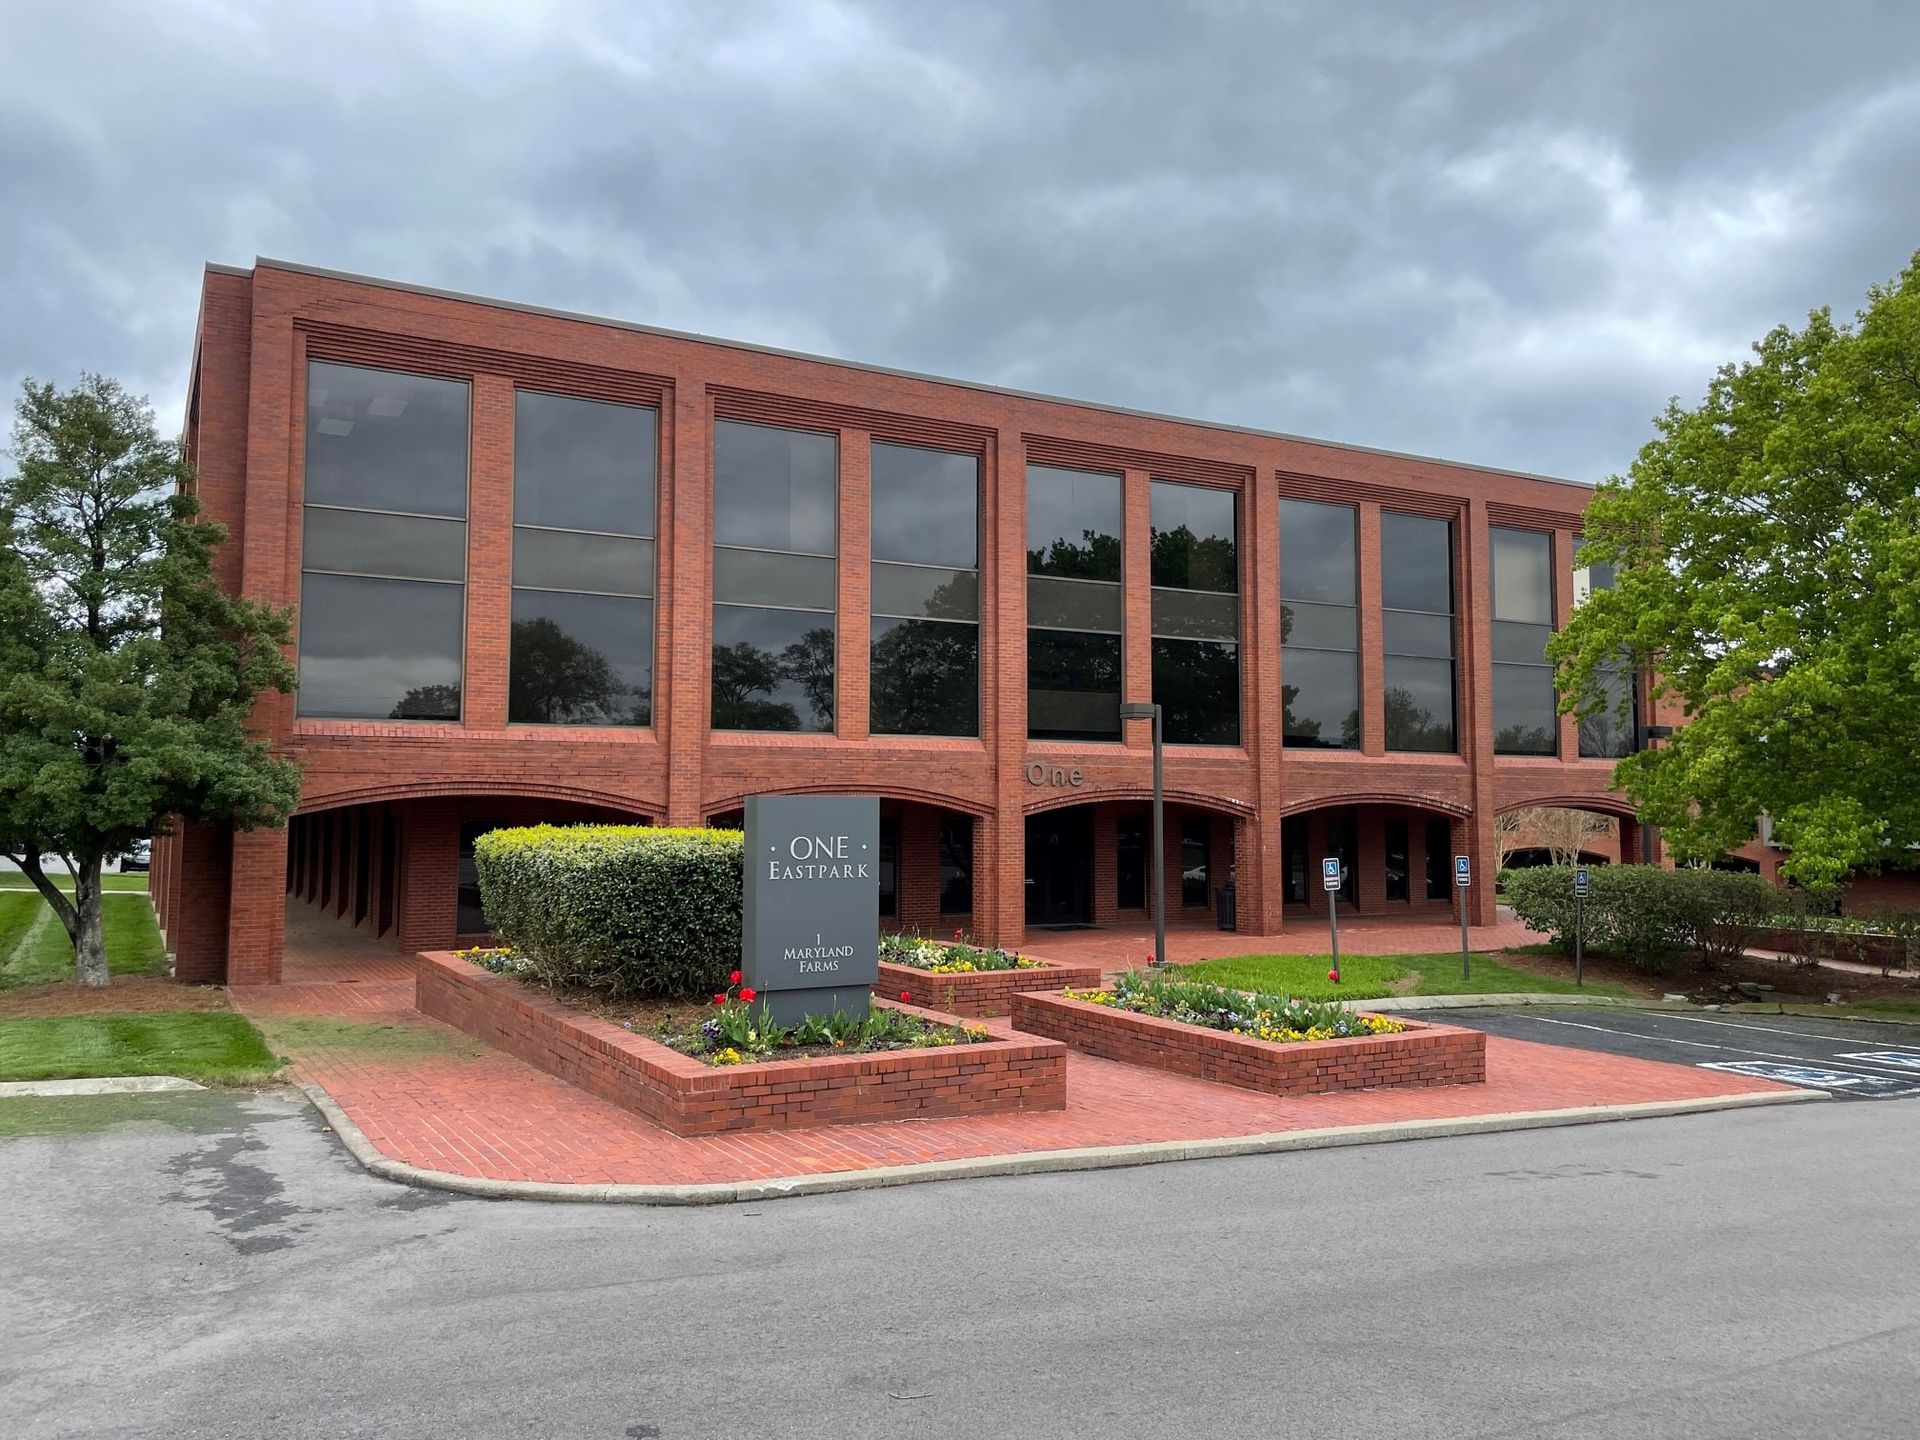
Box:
1505, 864, 1774, 973
472, 825, 743, 998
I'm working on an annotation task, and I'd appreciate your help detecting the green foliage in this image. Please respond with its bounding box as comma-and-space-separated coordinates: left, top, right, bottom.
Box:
0, 1011, 279, 1084
1550, 254, 1920, 888
878, 932, 1043, 972
1504, 864, 1776, 972
1071, 968, 1406, 1041
0, 375, 299, 984
472, 825, 744, 998
662, 997, 989, 1065
1174, 953, 1401, 1001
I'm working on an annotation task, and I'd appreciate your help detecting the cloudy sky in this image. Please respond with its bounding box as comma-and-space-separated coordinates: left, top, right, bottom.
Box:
4, 0, 1917, 481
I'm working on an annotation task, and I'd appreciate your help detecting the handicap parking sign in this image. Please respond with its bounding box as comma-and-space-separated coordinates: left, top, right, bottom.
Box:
1575, 867, 1590, 897
1321, 858, 1342, 891
1454, 855, 1471, 887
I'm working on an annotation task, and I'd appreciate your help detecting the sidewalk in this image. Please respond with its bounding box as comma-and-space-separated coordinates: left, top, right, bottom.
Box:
230, 905, 1804, 1192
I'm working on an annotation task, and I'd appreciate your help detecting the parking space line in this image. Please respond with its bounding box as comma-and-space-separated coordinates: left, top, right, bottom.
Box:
1648, 1013, 1920, 1044
1488, 1012, 1920, 1080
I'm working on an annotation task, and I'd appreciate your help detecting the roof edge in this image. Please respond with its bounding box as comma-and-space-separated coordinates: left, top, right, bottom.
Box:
233, 256, 1595, 493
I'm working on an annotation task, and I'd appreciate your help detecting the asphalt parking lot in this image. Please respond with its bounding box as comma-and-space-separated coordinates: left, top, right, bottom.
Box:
1446, 1004, 1920, 1099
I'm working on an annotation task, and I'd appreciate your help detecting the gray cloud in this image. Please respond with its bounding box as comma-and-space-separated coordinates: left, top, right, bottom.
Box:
2, 0, 1916, 480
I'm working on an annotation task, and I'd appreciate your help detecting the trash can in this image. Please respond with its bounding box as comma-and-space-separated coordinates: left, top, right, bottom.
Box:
1216, 879, 1236, 932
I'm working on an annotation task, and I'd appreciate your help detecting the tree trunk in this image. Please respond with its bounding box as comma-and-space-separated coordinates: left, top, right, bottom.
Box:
72, 856, 108, 988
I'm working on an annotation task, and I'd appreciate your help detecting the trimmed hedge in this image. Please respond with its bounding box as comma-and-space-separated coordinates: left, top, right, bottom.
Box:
472, 825, 744, 998
1504, 864, 1776, 973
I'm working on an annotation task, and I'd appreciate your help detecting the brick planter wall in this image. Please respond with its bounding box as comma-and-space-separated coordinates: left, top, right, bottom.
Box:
878, 958, 1106, 1017
416, 951, 1068, 1136
1010, 991, 1485, 1097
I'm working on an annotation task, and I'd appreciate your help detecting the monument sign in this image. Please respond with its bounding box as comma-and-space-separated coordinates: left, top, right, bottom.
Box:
742, 794, 881, 1024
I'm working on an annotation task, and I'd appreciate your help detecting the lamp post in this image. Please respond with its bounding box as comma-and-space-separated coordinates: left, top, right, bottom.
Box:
1119, 701, 1167, 969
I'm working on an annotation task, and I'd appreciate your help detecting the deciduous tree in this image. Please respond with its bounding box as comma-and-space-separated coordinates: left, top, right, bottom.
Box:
0, 376, 299, 985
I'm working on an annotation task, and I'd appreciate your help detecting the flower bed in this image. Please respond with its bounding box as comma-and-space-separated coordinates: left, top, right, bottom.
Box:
662, 973, 993, 1065
416, 951, 1068, 1136
877, 933, 1103, 1018
1011, 971, 1483, 1098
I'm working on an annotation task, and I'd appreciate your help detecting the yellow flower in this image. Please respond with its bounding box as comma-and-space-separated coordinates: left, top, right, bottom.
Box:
711, 1047, 744, 1066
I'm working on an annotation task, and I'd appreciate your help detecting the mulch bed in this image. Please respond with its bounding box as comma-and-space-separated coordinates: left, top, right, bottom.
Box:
0, 977, 231, 1020
1487, 948, 1920, 1006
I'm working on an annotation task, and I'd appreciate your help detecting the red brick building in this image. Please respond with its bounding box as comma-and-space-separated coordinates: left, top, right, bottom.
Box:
152, 258, 1647, 984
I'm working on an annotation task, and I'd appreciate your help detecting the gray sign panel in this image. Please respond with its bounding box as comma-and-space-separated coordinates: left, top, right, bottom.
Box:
742, 794, 880, 1022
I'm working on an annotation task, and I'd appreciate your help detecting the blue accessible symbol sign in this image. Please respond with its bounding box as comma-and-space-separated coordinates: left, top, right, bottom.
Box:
1454, 855, 1471, 888
1321, 857, 1343, 892
1575, 867, 1590, 898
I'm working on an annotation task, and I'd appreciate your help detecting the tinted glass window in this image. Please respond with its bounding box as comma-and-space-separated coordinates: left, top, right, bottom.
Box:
714, 421, 837, 553
879, 818, 899, 918
1491, 528, 1553, 624
711, 606, 835, 732
514, 392, 656, 534
1492, 527, 1556, 756
1493, 665, 1557, 756
306, 362, 469, 517
1027, 465, 1121, 580
1281, 498, 1360, 750
871, 564, 979, 622
1380, 513, 1453, 614
513, 530, 654, 596
1152, 588, 1239, 640
509, 590, 652, 726
1426, 818, 1452, 899
1153, 639, 1240, 745
1382, 513, 1455, 753
1279, 499, 1356, 603
1385, 819, 1410, 902
297, 572, 463, 720
1116, 813, 1145, 909
872, 443, 977, 567
1181, 816, 1210, 907
1028, 576, 1123, 632
939, 816, 973, 915
712, 548, 836, 610
1028, 630, 1122, 741
1283, 649, 1359, 748
302, 508, 466, 582
870, 618, 978, 737
1575, 532, 1636, 758
1282, 815, 1308, 903
1150, 482, 1237, 592
1384, 656, 1456, 752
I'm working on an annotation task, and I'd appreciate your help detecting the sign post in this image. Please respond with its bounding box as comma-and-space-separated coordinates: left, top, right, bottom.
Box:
1573, 866, 1590, 986
743, 794, 881, 1025
1323, 858, 1344, 983
1455, 854, 1472, 982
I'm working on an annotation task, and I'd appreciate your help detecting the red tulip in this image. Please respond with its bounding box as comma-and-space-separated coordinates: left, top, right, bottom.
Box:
738, 986, 757, 1002
900, 990, 912, 1002
729, 969, 742, 983
953, 928, 963, 941
1327, 970, 1339, 983
712, 993, 726, 1005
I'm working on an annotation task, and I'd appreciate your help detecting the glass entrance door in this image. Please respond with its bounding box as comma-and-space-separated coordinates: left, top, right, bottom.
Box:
1024, 807, 1093, 925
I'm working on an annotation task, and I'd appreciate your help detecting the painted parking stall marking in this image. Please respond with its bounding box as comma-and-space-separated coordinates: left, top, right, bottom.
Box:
1836, 1051, 1920, 1072
1698, 1062, 1920, 1099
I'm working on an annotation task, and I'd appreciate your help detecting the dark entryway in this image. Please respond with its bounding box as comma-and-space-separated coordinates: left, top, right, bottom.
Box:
1025, 806, 1092, 926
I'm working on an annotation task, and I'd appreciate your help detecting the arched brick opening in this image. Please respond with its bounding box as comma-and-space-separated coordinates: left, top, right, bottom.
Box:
1276, 796, 1474, 921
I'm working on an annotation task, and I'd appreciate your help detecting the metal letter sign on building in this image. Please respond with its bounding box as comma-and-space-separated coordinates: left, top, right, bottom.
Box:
743, 795, 881, 1025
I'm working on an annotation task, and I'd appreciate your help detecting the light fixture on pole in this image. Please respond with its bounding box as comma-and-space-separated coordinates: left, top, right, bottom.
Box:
1118, 702, 1167, 970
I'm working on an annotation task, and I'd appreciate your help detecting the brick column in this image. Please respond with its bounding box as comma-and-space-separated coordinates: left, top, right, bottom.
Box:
1242, 466, 1283, 933
1357, 502, 1386, 756
227, 826, 288, 984
984, 429, 1027, 948
1552, 528, 1579, 760
1462, 502, 1498, 923
1122, 468, 1153, 752
171, 822, 233, 984
462, 373, 515, 729
663, 382, 708, 826
395, 799, 460, 954
837, 429, 871, 741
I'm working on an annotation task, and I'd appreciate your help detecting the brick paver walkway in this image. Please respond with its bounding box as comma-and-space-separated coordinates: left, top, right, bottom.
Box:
231, 902, 1795, 1188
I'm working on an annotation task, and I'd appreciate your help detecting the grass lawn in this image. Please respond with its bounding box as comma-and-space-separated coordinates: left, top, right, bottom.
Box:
1175, 950, 1630, 1001
0, 873, 152, 892
0, 892, 168, 989
0, 1012, 279, 1084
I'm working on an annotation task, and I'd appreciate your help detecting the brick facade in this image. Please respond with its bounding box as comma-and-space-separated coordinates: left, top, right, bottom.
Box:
162, 258, 1641, 982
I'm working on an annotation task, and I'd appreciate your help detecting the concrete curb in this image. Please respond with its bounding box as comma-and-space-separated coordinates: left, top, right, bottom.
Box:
298, 1081, 1822, 1207
0, 1075, 206, 1098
